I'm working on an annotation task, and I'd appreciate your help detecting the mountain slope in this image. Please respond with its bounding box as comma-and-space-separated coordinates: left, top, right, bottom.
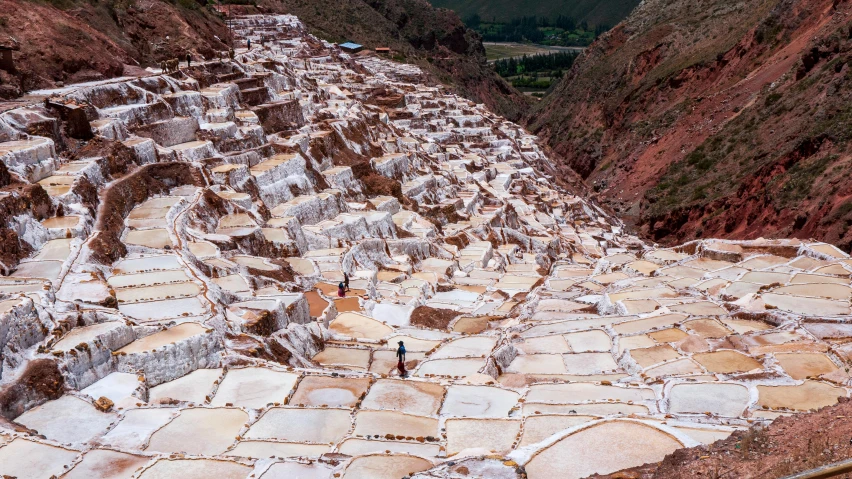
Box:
0, 0, 230, 98
529, 0, 852, 249
1, 0, 528, 122
261, 0, 530, 120
428, 0, 640, 27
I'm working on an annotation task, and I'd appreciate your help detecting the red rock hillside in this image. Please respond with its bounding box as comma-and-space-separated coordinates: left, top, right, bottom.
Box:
529, 0, 852, 250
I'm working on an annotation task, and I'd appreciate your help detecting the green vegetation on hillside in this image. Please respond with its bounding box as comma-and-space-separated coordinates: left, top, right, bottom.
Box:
469, 15, 607, 47
429, 0, 640, 29
493, 51, 578, 91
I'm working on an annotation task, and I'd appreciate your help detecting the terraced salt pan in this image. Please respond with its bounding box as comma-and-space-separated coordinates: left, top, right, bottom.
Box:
629, 345, 681, 368
290, 375, 372, 407
116, 282, 201, 302
260, 462, 333, 479
430, 336, 497, 359
446, 418, 521, 455
210, 367, 299, 408
313, 347, 372, 370
119, 296, 207, 322
693, 350, 762, 374
506, 354, 567, 374
113, 254, 182, 273
63, 449, 150, 479
337, 438, 441, 457
667, 383, 750, 416
762, 293, 851, 316
15, 395, 116, 444
772, 283, 852, 299
11, 260, 63, 280
341, 455, 433, 479
526, 383, 655, 404
416, 358, 485, 377
521, 421, 686, 479
81, 372, 140, 405
0, 439, 80, 479
563, 330, 611, 352
353, 410, 439, 438
247, 407, 352, 443
518, 415, 597, 446
108, 269, 192, 288
227, 441, 331, 458
645, 358, 704, 378
138, 459, 251, 479
774, 352, 839, 380
329, 312, 393, 339
757, 380, 845, 410
118, 323, 208, 353
148, 368, 222, 403
53, 321, 128, 351
361, 379, 444, 416
562, 352, 619, 374
125, 229, 172, 249
146, 407, 248, 455
523, 403, 649, 416
102, 408, 175, 449
441, 385, 519, 417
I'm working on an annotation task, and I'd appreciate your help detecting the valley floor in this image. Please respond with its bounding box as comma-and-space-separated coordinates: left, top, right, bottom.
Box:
0, 13, 850, 479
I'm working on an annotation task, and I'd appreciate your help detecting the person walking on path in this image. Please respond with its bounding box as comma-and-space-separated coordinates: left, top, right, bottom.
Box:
185, 53, 191, 68
343, 272, 350, 292
396, 341, 407, 377
337, 281, 346, 298
247, 38, 251, 50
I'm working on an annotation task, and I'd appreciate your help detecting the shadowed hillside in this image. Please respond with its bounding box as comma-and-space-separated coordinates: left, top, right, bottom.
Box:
530, 0, 852, 250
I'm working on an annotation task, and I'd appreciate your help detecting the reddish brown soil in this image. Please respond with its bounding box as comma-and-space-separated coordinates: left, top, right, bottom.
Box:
0, 0, 229, 98
599, 397, 852, 479
0, 182, 53, 271
0, 359, 64, 420
410, 305, 460, 330
88, 162, 203, 264
531, 0, 852, 249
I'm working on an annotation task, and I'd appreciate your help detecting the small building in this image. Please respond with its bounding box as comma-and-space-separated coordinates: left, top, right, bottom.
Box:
0, 35, 20, 73
338, 42, 363, 54
376, 47, 391, 55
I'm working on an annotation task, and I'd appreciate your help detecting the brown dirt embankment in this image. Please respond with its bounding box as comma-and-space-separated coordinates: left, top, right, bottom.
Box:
88, 162, 203, 264
599, 396, 852, 479
0, 359, 64, 420
410, 305, 461, 330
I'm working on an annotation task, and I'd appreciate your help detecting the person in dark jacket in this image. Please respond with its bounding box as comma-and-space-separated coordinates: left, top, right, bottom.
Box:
337, 282, 346, 298
396, 341, 407, 377
186, 53, 191, 68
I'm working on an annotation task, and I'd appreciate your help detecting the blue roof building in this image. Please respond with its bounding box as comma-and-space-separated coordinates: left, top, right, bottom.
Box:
338, 42, 364, 53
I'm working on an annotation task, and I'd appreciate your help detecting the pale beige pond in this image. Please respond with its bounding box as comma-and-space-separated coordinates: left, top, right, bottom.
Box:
290, 375, 372, 407
246, 407, 352, 443
63, 449, 149, 479
774, 352, 839, 380
441, 385, 519, 417
146, 407, 248, 455
337, 438, 441, 457
757, 380, 845, 410
0, 438, 80, 479
524, 421, 684, 479
563, 330, 611, 352
694, 350, 762, 374
445, 418, 520, 455
415, 358, 484, 377
313, 347, 372, 370
125, 229, 172, 249
526, 383, 655, 404
667, 383, 750, 417
361, 379, 445, 416
353, 410, 438, 438
118, 323, 207, 353
138, 459, 251, 479
210, 367, 299, 408
329, 312, 394, 339
148, 368, 221, 404
518, 415, 597, 446
226, 441, 331, 458
342, 454, 433, 479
